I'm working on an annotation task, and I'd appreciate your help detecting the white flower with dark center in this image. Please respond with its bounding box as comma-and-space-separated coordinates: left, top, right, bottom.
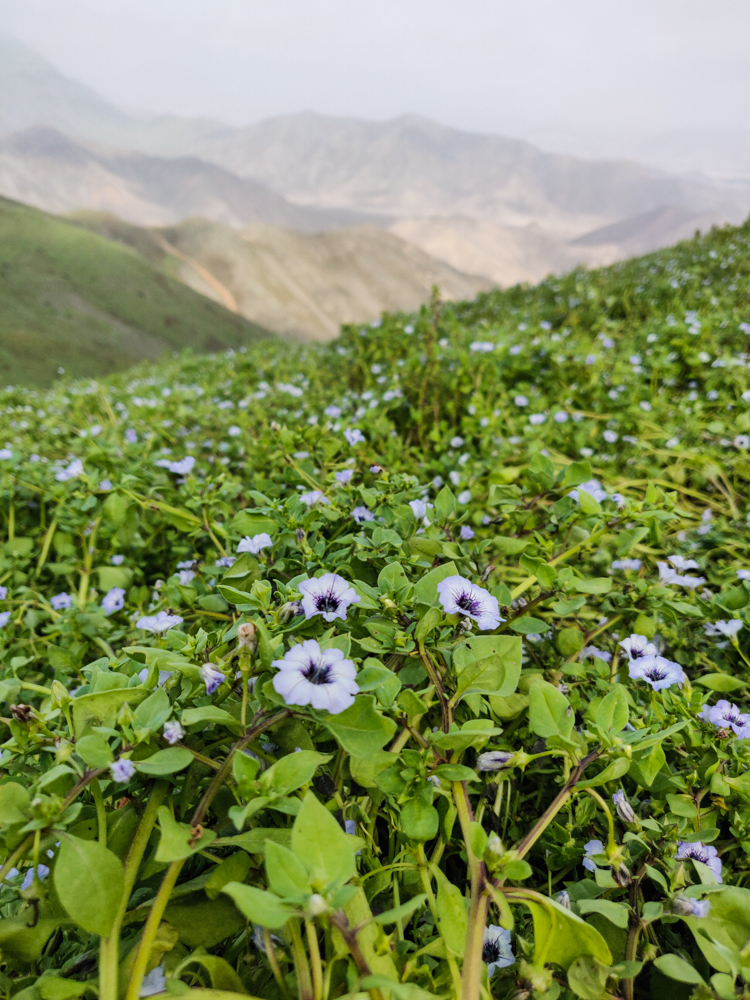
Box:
50, 592, 72, 611
237, 533, 273, 555
698, 699, 750, 737
344, 428, 365, 446
437, 576, 502, 630
111, 759, 135, 783
603, 430, 618, 444
583, 839, 604, 871
136, 611, 184, 633
335, 469, 354, 483
611, 558, 642, 572
476, 751, 513, 771
704, 620, 743, 638
676, 842, 722, 882
200, 663, 226, 695
102, 588, 125, 615
163, 721, 184, 745
482, 925, 514, 975
619, 634, 657, 661
352, 506, 374, 524
736, 435, 750, 450
299, 490, 329, 506
299, 573, 360, 623
628, 655, 685, 691
55, 458, 84, 482
272, 640, 358, 714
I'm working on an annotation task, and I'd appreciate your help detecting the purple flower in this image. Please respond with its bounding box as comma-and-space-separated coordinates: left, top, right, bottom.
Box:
135, 611, 183, 633
409, 499, 432, 521
299, 490, 329, 507
482, 925, 514, 976
352, 506, 374, 524
437, 575, 502, 631
237, 533, 273, 555
55, 459, 84, 482
344, 428, 365, 446
583, 839, 604, 872
619, 634, 657, 661
0, 612, 11, 628
335, 469, 355, 483
460, 526, 475, 540
0, 587, 6, 600
101, 588, 125, 615
299, 573, 360, 623
704, 620, 743, 639
476, 751, 513, 771
111, 759, 136, 783
628, 655, 685, 691
272, 639, 359, 715
50, 592, 72, 611
698, 699, 750, 737
163, 721, 184, 745
676, 841, 722, 882
111, 555, 124, 566
200, 663, 226, 695
125, 429, 138, 444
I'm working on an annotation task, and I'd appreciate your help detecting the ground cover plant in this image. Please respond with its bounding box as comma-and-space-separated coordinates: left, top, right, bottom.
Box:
2, 220, 750, 1000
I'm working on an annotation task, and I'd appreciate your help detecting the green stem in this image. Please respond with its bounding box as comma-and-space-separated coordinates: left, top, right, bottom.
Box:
289, 918, 314, 1000
91, 778, 107, 847
0, 834, 34, 884
418, 642, 451, 733
123, 858, 186, 1000
453, 782, 488, 1000
264, 927, 293, 1000
583, 787, 616, 854
511, 522, 619, 600
305, 919, 323, 1000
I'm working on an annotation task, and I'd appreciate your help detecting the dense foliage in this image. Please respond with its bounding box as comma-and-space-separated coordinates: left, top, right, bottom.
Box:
1, 220, 750, 1000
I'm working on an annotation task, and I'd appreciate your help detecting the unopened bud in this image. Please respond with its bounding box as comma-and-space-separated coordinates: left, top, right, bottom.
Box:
10, 704, 33, 723
237, 622, 257, 652
307, 893, 328, 917
485, 834, 504, 857
279, 600, 303, 623
296, 528, 306, 544
51, 680, 70, 710
612, 789, 636, 824
555, 890, 571, 910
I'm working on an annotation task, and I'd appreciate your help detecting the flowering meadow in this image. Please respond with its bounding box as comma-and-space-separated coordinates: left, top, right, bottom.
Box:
2, 222, 750, 1000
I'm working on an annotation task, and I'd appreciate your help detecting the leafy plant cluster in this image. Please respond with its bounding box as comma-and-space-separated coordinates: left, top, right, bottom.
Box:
1, 221, 750, 1000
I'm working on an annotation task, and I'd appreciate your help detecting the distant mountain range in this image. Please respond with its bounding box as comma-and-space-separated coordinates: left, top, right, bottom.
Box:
1, 33, 749, 337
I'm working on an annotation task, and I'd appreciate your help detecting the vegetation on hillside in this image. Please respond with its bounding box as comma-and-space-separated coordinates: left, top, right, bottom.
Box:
0, 221, 750, 999
0, 198, 270, 387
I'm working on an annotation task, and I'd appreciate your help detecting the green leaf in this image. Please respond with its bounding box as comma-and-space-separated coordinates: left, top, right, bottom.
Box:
0, 782, 31, 826
0, 918, 63, 963
695, 673, 747, 692
401, 799, 439, 841
155, 806, 217, 861
509, 616, 549, 634
374, 894, 428, 925
135, 746, 193, 776
325, 695, 396, 755
528, 680, 574, 739
628, 743, 666, 788
231, 510, 279, 536
75, 734, 113, 768
561, 460, 592, 488
291, 791, 356, 890
54, 835, 125, 937
350, 751, 397, 788
594, 685, 629, 735
434, 485, 457, 521
265, 840, 311, 898
415, 606, 442, 642
523, 893, 612, 970
573, 577, 612, 595
181, 706, 239, 729
578, 898, 630, 928
132, 687, 172, 731
616, 526, 649, 556
452, 635, 522, 699
493, 536, 529, 555
412, 561, 457, 606
577, 756, 631, 789
72, 685, 150, 733
502, 859, 532, 881
38, 978, 89, 1000
433, 764, 479, 782
221, 883, 290, 929
259, 750, 331, 797
173, 954, 249, 995
566, 956, 612, 1000
577, 489, 603, 515
653, 954, 706, 985
204, 851, 252, 900
433, 866, 467, 955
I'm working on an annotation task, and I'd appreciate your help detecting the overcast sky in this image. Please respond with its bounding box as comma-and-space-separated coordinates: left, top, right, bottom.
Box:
1, 0, 749, 146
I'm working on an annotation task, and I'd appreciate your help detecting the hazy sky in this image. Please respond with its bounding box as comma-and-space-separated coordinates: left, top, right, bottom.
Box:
2, 0, 749, 143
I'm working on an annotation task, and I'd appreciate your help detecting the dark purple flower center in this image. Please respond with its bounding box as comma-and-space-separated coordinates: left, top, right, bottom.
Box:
684, 846, 708, 863
645, 664, 668, 680
483, 939, 501, 964
315, 592, 340, 613
455, 591, 481, 614
303, 659, 332, 685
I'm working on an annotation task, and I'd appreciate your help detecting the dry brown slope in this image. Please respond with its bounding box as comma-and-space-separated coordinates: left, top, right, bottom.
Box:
161, 218, 492, 341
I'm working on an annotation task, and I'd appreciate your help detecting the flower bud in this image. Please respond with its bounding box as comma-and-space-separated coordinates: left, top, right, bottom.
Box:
237, 622, 257, 653
612, 789, 636, 824
486, 834, 504, 857
50, 680, 70, 710
476, 751, 513, 772
555, 890, 571, 910
296, 528, 306, 544
117, 702, 135, 727
279, 600, 303, 623
307, 893, 328, 917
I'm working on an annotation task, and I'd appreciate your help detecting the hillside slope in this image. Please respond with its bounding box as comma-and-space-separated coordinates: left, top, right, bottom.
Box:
0, 196, 271, 386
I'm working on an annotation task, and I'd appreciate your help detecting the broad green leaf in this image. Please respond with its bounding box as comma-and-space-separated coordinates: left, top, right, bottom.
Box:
566, 956, 612, 1000
325, 695, 397, 755
434, 485, 457, 521
616, 526, 649, 556
173, 954, 249, 995
265, 840, 311, 898
680, 886, 750, 973
373, 893, 428, 925
132, 687, 172, 731
216, 828, 292, 853
0, 782, 30, 826
577, 756, 631, 789
653, 954, 706, 985
412, 561, 457, 606
578, 898, 630, 928
135, 746, 193, 776
222, 883, 290, 929
433, 866, 467, 955
350, 751, 397, 788
231, 510, 279, 536
509, 616, 549, 634
54, 835, 125, 937
165, 893, 260, 946
401, 799, 439, 841
695, 673, 746, 692
523, 893, 612, 970
573, 577, 612, 595
291, 792, 356, 890
528, 680, 574, 739
155, 806, 217, 861
577, 489, 603, 515
433, 764, 479, 782
594, 685, 629, 734
0, 918, 63, 963
204, 851, 252, 900
452, 635, 522, 699
38, 978, 89, 1000
561, 460, 592, 488
259, 750, 331, 797
75, 734, 113, 768
72, 685, 149, 734
181, 706, 239, 729
628, 743, 666, 788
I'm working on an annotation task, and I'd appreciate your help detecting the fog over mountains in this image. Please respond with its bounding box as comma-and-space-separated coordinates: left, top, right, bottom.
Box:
1, 33, 748, 338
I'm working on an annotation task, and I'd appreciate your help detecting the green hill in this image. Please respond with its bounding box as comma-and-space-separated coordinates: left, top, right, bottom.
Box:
0, 196, 271, 386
